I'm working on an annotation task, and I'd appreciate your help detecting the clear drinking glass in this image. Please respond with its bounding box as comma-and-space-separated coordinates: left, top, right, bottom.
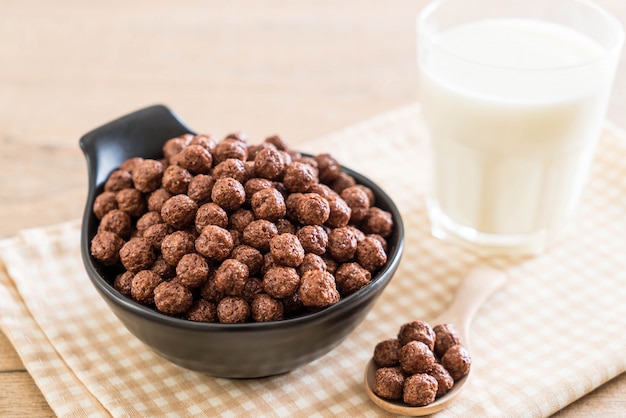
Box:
418, 0, 624, 255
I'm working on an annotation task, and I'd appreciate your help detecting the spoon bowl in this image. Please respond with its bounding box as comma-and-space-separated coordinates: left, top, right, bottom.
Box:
364, 266, 506, 415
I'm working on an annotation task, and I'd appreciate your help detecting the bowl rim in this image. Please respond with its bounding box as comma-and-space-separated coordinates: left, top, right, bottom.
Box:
80, 106, 405, 332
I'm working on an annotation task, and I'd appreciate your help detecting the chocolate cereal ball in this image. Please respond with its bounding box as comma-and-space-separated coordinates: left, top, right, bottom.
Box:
93, 191, 118, 219
282, 161, 317, 193
441, 344, 471, 381
228, 208, 255, 232
176, 253, 209, 288
162, 136, 189, 162
251, 293, 284, 322
105, 169, 133, 192
373, 367, 405, 401
214, 138, 248, 163
428, 363, 454, 397
211, 177, 246, 211
143, 223, 171, 250
161, 230, 195, 266
244, 178, 274, 203
403, 374, 438, 407
214, 259, 249, 296
135, 211, 163, 234
119, 237, 155, 273
217, 296, 250, 323
263, 266, 300, 299
328, 226, 359, 262
314, 153, 340, 184
98, 209, 132, 239
213, 158, 249, 183
162, 164, 192, 195
264, 134, 288, 151
176, 144, 212, 174
296, 193, 330, 226
114, 271, 134, 297
340, 185, 371, 223
254, 147, 286, 180
161, 194, 198, 229
296, 225, 328, 255
331, 172, 356, 194
399, 341, 437, 375
119, 156, 144, 173
299, 270, 340, 308
362, 207, 393, 238
195, 202, 229, 232
190, 133, 217, 152
116, 188, 146, 217
90, 231, 125, 265
151, 256, 176, 280
132, 159, 164, 193
195, 225, 234, 262
398, 320, 436, 351
297, 253, 327, 276
334, 262, 371, 296
199, 274, 224, 303
185, 299, 217, 323
243, 220, 278, 252
356, 236, 387, 272
251, 187, 286, 221
231, 245, 263, 276
131, 270, 163, 305
147, 188, 172, 213
325, 195, 351, 228
275, 218, 296, 235
242, 277, 264, 304
433, 323, 462, 358
373, 338, 402, 367
187, 174, 215, 204
154, 281, 193, 316
269, 233, 305, 268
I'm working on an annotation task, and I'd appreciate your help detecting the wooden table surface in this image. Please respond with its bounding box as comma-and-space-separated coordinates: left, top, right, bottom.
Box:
1, 1, 625, 416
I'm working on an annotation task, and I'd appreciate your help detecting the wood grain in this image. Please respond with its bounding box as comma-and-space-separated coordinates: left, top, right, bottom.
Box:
1, 0, 624, 416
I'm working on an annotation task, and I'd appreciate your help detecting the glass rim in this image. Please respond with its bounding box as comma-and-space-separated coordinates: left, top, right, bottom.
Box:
417, 0, 625, 72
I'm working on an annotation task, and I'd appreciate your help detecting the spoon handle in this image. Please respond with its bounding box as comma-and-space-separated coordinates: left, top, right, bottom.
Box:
432, 267, 506, 342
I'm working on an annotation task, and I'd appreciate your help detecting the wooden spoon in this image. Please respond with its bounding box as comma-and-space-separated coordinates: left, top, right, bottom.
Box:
364, 266, 506, 415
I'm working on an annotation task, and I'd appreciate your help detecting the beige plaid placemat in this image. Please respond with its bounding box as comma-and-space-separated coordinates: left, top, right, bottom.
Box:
1, 104, 626, 417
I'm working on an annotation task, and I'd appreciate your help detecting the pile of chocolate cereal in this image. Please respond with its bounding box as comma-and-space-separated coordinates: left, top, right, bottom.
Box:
89, 132, 394, 323
372, 320, 470, 407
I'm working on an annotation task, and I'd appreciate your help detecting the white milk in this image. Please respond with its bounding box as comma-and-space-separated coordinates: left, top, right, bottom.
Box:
420, 18, 613, 243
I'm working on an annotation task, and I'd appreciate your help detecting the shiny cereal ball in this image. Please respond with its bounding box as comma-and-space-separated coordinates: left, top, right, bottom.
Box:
356, 236, 387, 272
211, 177, 246, 211
428, 363, 454, 397
299, 270, 340, 308
314, 153, 341, 184
230, 245, 263, 276
147, 188, 172, 213
283, 161, 317, 193
131, 270, 163, 305
105, 169, 133, 192
325, 195, 351, 228
251, 187, 286, 221
161, 194, 198, 229
214, 259, 249, 296
251, 293, 284, 322
90, 231, 125, 266
132, 159, 164, 193
93, 191, 118, 219
243, 220, 278, 252
214, 138, 248, 163
373, 367, 405, 401
254, 147, 286, 180
330, 172, 356, 194
373, 338, 402, 367
398, 320, 436, 351
98, 209, 132, 239
328, 226, 359, 262
334, 262, 371, 296
263, 266, 300, 299
154, 281, 193, 316
217, 296, 250, 323
295, 193, 330, 226
296, 225, 328, 255
213, 158, 249, 183
162, 164, 192, 195
114, 271, 134, 297
399, 341, 437, 375
185, 299, 218, 323
441, 344, 471, 381
187, 174, 215, 204
362, 207, 393, 238
403, 374, 438, 407
176, 144, 212, 174
116, 188, 147, 217
119, 237, 155, 273
195, 202, 229, 232
161, 230, 196, 266
269, 233, 305, 268
176, 253, 210, 289
433, 323, 462, 358
340, 185, 371, 223
195, 225, 234, 262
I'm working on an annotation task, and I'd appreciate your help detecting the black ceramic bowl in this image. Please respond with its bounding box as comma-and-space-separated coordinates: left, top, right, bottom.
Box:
79, 105, 404, 378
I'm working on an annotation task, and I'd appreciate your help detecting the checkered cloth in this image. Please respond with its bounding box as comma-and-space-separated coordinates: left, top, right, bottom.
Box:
1, 104, 625, 417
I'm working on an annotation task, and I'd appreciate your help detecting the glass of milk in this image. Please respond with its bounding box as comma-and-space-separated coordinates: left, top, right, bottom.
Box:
418, 0, 624, 255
